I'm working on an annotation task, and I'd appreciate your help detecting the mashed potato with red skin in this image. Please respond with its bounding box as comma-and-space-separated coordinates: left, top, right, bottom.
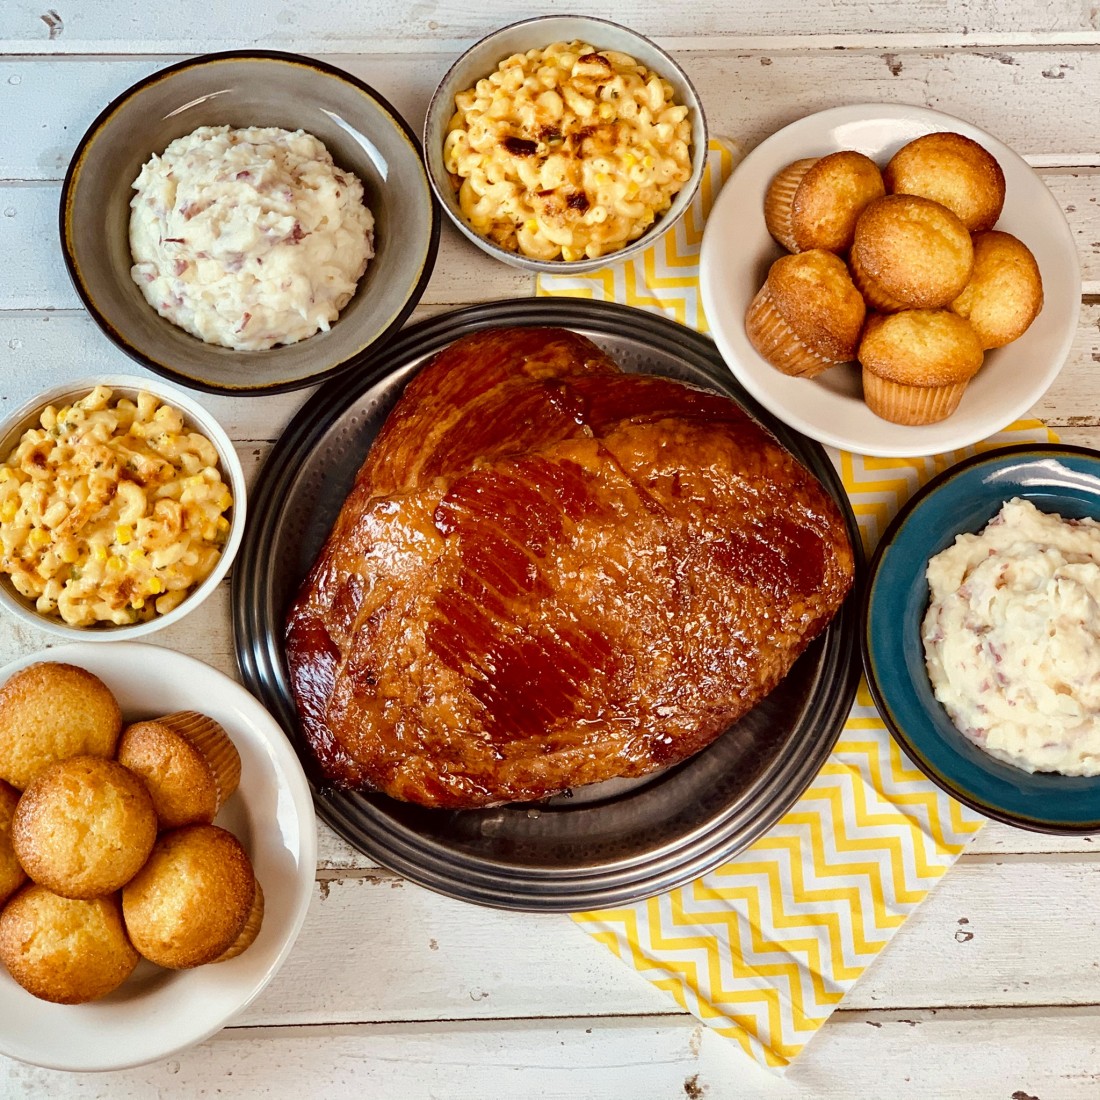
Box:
922, 497, 1100, 775
130, 125, 374, 351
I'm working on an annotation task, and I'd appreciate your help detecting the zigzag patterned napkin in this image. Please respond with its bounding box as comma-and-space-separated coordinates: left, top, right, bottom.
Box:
537, 138, 1055, 1070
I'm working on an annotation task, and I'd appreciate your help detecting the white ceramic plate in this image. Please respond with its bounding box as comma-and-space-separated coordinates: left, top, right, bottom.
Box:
699, 103, 1081, 458
0, 643, 317, 1072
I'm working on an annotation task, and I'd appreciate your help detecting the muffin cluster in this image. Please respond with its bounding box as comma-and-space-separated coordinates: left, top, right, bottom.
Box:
746, 131, 1044, 425
0, 662, 262, 1004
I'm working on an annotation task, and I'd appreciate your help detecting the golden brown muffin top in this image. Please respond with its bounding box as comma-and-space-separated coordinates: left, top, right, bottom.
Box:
764, 249, 867, 360
851, 195, 974, 308
951, 230, 1044, 349
117, 719, 220, 830
858, 309, 985, 386
122, 823, 256, 970
0, 884, 138, 1004
792, 150, 886, 253
0, 663, 122, 791
883, 131, 1006, 231
12, 755, 157, 899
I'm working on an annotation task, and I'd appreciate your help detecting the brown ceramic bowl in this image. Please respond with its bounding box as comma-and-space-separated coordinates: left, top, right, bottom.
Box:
60, 51, 440, 395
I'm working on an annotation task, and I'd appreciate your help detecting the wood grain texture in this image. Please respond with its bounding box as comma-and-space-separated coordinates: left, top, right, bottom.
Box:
5, 50, 1100, 185
1, 170, 1097, 309
2, 1009, 1099, 1098
192, 857, 1096, 1028
1, 0, 1099, 52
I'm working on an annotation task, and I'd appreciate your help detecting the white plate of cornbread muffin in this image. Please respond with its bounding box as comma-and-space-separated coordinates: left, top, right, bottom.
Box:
0, 643, 316, 1071
699, 103, 1081, 458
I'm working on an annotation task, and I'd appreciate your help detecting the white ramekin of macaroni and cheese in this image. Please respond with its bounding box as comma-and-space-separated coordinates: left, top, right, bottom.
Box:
0, 377, 245, 639
424, 16, 707, 273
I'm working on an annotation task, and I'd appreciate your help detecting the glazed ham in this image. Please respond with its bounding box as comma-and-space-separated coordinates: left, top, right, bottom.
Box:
285, 327, 855, 808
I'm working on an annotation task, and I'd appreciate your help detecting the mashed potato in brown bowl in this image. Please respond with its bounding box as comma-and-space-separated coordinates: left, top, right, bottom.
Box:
130, 125, 375, 351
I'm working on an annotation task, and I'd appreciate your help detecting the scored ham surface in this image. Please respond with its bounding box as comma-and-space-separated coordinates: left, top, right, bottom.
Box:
285, 327, 855, 809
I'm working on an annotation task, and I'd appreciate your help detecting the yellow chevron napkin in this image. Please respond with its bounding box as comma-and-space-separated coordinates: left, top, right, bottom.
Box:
537, 138, 1056, 1070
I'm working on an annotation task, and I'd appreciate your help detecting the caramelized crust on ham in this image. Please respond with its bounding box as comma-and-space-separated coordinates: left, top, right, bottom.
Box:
285, 327, 855, 808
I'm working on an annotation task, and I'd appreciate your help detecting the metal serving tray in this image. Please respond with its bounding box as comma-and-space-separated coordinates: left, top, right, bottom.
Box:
232, 297, 862, 911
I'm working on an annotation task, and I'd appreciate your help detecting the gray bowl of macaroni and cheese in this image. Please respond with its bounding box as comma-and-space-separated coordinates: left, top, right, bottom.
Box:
0, 377, 246, 640
424, 16, 707, 273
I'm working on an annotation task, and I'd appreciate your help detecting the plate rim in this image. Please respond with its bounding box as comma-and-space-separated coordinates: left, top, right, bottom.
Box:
0, 641, 318, 1071
232, 296, 864, 909
699, 101, 1082, 459
861, 442, 1100, 833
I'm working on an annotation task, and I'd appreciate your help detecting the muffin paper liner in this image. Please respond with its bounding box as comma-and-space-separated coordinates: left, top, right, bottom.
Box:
161, 711, 241, 810
745, 285, 837, 379
763, 157, 815, 252
215, 878, 264, 963
861, 373, 969, 425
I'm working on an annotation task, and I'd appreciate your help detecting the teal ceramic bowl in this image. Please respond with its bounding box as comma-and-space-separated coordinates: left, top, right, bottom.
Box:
61, 51, 440, 395
862, 443, 1100, 833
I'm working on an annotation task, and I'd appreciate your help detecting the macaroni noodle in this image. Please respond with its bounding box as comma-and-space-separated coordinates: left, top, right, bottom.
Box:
0, 387, 233, 626
443, 41, 692, 261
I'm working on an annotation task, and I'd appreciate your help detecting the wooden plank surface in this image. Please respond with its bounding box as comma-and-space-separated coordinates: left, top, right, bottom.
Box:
1, 169, 1098, 307
3, 1008, 1100, 1098
5, 50, 1100, 186
207, 857, 1100, 1027
3, 0, 1100, 53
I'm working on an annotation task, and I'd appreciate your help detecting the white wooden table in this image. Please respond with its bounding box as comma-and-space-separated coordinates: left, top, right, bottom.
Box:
1, 3, 1099, 1096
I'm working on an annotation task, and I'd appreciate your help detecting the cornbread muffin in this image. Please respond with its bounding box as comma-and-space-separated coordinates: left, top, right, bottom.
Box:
0, 662, 122, 790
858, 309, 985, 424
765, 151, 886, 253
117, 711, 241, 829
849, 194, 974, 312
0, 780, 26, 905
0, 884, 139, 1003
122, 824, 260, 969
884, 131, 1006, 232
951, 230, 1044, 349
745, 250, 866, 377
12, 755, 157, 899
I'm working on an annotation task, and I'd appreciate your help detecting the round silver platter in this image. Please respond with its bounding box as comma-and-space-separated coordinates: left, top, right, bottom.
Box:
232, 298, 863, 911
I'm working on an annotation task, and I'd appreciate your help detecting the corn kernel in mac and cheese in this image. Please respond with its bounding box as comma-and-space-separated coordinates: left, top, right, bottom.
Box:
0, 387, 233, 627
443, 41, 692, 261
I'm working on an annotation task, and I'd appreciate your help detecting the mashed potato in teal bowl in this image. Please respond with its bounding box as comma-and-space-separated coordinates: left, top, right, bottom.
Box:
923, 497, 1100, 776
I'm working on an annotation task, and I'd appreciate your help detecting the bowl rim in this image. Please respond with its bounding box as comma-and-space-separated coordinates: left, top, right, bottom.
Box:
58, 48, 441, 397
422, 14, 708, 274
860, 441, 1100, 833
0, 374, 246, 640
